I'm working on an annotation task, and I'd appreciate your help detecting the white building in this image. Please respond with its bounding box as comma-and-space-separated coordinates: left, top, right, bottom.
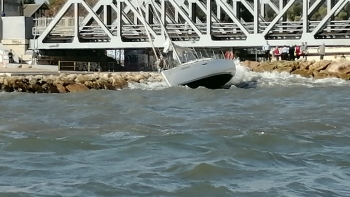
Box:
0, 0, 33, 64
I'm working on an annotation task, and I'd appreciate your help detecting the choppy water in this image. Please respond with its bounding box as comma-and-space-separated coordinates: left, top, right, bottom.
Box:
1, 65, 350, 197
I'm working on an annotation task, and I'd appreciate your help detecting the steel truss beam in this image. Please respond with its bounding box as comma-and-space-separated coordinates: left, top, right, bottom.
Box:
33, 0, 350, 50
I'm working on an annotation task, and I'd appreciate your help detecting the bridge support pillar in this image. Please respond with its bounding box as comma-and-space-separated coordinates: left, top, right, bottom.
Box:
73, 2, 79, 44
327, 0, 335, 31
103, 5, 112, 26
232, 0, 241, 20
279, 0, 288, 21
206, 0, 211, 36
189, 2, 197, 22
146, 4, 154, 24
161, 0, 166, 37
260, 2, 265, 18
254, 0, 260, 34
303, 0, 308, 33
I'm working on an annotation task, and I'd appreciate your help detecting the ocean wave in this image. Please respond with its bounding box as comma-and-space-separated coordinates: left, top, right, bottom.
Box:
230, 63, 350, 88
3, 136, 106, 153
125, 63, 350, 90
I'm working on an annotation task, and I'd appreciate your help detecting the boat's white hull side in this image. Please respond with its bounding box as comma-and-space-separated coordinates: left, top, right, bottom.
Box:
161, 59, 236, 88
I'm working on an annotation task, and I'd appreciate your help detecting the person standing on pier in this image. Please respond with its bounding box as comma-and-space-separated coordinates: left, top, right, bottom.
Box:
295, 45, 301, 60
281, 45, 289, 60
289, 45, 295, 61
262, 41, 271, 61
317, 43, 326, 60
300, 42, 308, 60
273, 46, 281, 61
8, 50, 14, 63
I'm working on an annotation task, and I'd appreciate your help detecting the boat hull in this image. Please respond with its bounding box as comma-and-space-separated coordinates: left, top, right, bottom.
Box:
161, 59, 236, 89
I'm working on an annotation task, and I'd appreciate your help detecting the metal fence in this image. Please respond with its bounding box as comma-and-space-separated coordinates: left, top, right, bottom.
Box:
58, 61, 157, 72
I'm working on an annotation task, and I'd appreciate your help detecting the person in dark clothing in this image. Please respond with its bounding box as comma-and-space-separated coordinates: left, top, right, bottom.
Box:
8, 50, 14, 63
289, 45, 295, 61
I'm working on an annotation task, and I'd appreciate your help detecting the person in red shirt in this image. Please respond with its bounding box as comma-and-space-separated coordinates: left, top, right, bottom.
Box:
295, 45, 301, 60
273, 46, 281, 61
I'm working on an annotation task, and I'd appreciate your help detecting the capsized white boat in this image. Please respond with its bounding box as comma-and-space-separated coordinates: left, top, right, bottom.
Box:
161, 58, 236, 89
160, 39, 236, 89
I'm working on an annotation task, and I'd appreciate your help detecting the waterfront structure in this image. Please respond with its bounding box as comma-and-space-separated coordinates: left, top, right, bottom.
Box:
30, 0, 350, 50
0, 0, 33, 64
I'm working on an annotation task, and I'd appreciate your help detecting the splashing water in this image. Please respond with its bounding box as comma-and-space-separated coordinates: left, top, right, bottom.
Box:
128, 81, 169, 90
230, 62, 350, 88
126, 61, 350, 90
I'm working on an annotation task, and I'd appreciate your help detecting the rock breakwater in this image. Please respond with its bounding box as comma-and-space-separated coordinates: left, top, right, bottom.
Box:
0, 72, 163, 93
241, 59, 350, 80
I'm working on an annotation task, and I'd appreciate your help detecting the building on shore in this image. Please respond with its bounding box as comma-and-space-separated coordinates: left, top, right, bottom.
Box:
23, 3, 49, 18
0, 0, 34, 65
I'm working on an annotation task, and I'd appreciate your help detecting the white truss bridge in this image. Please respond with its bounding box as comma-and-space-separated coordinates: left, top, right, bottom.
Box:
31, 0, 350, 50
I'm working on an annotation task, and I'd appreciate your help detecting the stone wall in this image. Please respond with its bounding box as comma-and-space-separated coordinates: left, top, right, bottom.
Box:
0, 72, 163, 93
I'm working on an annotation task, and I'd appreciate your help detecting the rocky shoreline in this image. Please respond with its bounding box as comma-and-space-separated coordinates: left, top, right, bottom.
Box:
1, 60, 350, 93
0, 72, 163, 93
240, 59, 350, 80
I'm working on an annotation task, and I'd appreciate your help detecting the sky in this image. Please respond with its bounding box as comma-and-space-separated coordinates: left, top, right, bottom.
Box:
36, 0, 47, 3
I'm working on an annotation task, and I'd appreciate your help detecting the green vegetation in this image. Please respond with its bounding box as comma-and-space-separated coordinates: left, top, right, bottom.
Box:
287, 2, 350, 21
269, 1, 350, 21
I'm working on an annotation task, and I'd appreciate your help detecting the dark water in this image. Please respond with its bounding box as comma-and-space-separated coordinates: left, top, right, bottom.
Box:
1, 68, 350, 197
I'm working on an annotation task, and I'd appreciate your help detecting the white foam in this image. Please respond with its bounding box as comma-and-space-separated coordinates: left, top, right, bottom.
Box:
230, 62, 350, 88
126, 62, 350, 90
127, 81, 168, 90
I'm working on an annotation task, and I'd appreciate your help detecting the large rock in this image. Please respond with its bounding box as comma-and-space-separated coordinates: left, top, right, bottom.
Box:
327, 61, 350, 74
309, 60, 332, 71
56, 84, 67, 93
75, 74, 92, 83
65, 84, 90, 92
275, 61, 298, 70
253, 62, 276, 72
337, 73, 350, 80
275, 66, 293, 73
241, 60, 260, 71
313, 71, 329, 79
291, 69, 313, 78
299, 60, 315, 70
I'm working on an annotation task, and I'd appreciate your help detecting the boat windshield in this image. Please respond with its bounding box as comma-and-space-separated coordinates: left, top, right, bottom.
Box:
163, 39, 230, 68
172, 43, 197, 63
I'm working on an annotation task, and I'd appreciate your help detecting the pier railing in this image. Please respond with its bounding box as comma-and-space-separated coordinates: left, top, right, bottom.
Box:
58, 61, 157, 72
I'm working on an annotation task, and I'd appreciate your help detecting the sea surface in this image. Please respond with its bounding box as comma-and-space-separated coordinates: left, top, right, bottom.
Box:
1, 65, 350, 197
